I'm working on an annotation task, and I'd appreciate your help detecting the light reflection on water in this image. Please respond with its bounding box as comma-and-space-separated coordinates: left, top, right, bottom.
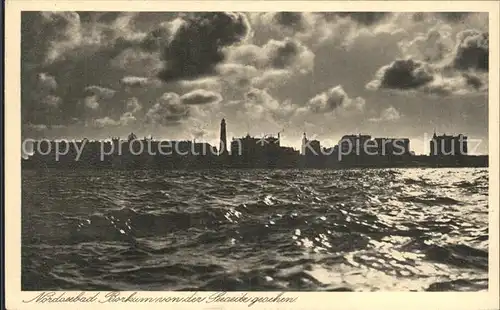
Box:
22, 168, 488, 291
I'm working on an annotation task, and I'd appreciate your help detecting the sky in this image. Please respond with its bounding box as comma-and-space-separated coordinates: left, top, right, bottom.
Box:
21, 12, 489, 154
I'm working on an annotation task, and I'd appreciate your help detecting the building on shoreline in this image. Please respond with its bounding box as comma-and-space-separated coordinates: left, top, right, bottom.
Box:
22, 119, 487, 169
430, 133, 468, 157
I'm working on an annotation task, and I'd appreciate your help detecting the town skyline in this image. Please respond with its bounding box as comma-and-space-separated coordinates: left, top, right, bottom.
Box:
21, 117, 487, 156
23, 117, 486, 169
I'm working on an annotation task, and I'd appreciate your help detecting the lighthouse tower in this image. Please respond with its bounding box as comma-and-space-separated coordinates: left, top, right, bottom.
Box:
219, 118, 228, 156
301, 132, 308, 155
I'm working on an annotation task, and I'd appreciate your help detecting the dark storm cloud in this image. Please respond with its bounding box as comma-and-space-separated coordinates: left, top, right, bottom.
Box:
367, 57, 488, 96
22, 70, 63, 126
269, 39, 301, 69
367, 23, 488, 97
180, 90, 223, 105
34, 39, 138, 122
411, 13, 426, 23
21, 12, 81, 66
463, 73, 483, 89
321, 12, 391, 26
371, 59, 434, 90
21, 11, 144, 127
157, 12, 251, 83
452, 30, 488, 71
272, 12, 306, 31
140, 25, 173, 52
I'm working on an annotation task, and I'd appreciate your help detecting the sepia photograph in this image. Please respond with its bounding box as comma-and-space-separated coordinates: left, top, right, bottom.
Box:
5, 1, 499, 307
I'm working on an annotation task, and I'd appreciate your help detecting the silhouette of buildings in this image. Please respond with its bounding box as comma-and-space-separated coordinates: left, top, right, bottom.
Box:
339, 134, 372, 156
301, 133, 323, 168
373, 138, 410, 156
428, 133, 472, 167
22, 119, 487, 170
229, 132, 299, 168
430, 133, 468, 156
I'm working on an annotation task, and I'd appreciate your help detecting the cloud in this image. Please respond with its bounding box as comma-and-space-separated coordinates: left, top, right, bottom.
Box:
82, 96, 100, 110
145, 92, 191, 126
227, 37, 314, 73
139, 19, 180, 52
119, 112, 137, 125
398, 24, 454, 62
20, 11, 489, 145
325, 12, 391, 26
244, 88, 281, 110
89, 105, 140, 129
420, 72, 488, 96
410, 12, 475, 24
216, 63, 258, 89
157, 12, 251, 82
37, 73, 58, 91
270, 12, 307, 32
108, 17, 191, 76
219, 37, 314, 94
79, 85, 117, 111
180, 89, 223, 105
22, 12, 143, 67
250, 12, 331, 44
25, 72, 63, 110
92, 116, 120, 128
42, 95, 63, 108
125, 97, 143, 113
250, 12, 393, 48
21, 12, 83, 66
111, 48, 163, 76
24, 72, 62, 109
120, 76, 161, 88
452, 30, 488, 71
265, 38, 315, 71
191, 126, 208, 140
251, 69, 292, 88
367, 58, 435, 90
21, 12, 152, 127
304, 85, 365, 113
84, 85, 116, 99
367, 28, 489, 96
210, 88, 295, 134
177, 77, 223, 92
435, 12, 472, 23
25, 123, 49, 131
369, 106, 401, 122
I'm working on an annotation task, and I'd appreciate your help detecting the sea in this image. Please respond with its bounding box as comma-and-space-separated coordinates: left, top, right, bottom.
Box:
22, 168, 489, 291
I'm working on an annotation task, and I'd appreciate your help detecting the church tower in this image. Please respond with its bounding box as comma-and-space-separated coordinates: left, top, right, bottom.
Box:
219, 118, 228, 156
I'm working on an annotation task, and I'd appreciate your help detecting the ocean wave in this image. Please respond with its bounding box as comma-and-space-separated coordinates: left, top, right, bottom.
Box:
22, 168, 489, 291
